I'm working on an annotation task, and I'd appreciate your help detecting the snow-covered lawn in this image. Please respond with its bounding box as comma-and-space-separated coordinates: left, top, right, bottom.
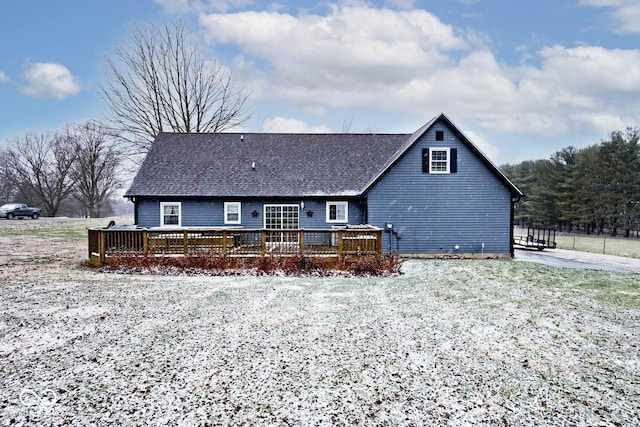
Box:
1, 221, 639, 425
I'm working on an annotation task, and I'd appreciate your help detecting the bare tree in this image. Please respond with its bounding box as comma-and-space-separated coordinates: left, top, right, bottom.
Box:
101, 20, 250, 153
0, 149, 18, 204
5, 132, 79, 216
341, 118, 354, 133
69, 122, 123, 218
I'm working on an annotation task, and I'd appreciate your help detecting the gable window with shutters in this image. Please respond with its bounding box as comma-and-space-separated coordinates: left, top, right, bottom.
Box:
430, 148, 449, 173
422, 148, 457, 174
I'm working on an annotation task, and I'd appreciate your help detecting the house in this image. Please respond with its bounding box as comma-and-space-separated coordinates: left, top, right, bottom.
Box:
125, 113, 523, 256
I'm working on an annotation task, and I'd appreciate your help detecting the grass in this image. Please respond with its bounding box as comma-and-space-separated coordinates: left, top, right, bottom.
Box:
514, 227, 640, 258
0, 217, 132, 239
555, 234, 640, 258
1, 220, 639, 425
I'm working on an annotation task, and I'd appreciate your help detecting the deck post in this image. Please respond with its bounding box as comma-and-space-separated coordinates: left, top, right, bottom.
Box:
143, 230, 148, 254
261, 230, 266, 256
337, 229, 343, 262
87, 229, 93, 260
376, 230, 383, 254
299, 230, 304, 255
99, 230, 106, 266
183, 230, 189, 256
222, 230, 228, 255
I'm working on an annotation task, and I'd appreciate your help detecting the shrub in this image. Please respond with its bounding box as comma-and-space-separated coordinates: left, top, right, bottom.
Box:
110, 248, 158, 270
252, 256, 281, 275
345, 253, 401, 276
181, 250, 235, 270
280, 254, 323, 275
103, 252, 400, 277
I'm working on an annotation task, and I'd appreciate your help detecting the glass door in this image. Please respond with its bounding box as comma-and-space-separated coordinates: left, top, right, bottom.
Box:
264, 204, 299, 244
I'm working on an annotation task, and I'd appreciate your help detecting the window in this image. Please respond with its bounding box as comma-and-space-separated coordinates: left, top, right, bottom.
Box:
423, 148, 457, 174
224, 202, 241, 224
160, 202, 181, 226
326, 201, 348, 223
430, 148, 450, 173
435, 130, 444, 141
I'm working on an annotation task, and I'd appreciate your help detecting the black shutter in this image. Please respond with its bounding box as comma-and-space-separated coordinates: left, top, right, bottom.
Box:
450, 148, 457, 173
422, 148, 430, 173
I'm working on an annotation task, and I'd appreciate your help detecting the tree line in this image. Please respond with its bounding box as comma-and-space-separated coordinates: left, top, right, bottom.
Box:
0, 122, 122, 217
501, 128, 640, 237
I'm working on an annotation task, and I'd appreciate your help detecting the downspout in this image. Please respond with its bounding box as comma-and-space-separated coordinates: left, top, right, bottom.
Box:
510, 193, 523, 257
127, 196, 138, 226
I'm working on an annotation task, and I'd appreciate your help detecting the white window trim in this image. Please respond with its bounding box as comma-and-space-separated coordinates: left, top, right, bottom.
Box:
326, 201, 349, 223
429, 148, 450, 174
224, 202, 242, 225
160, 202, 181, 227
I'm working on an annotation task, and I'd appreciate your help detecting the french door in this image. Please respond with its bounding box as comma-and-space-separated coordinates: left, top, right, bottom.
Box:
264, 204, 299, 244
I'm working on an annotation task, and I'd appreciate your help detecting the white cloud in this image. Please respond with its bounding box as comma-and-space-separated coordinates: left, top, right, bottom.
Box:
200, 5, 468, 79
200, 4, 468, 109
21, 62, 81, 99
261, 117, 332, 133
194, 3, 640, 143
579, 0, 640, 33
0, 71, 9, 84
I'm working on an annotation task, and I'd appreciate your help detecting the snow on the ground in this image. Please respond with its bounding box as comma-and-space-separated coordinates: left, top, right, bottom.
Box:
1, 227, 639, 426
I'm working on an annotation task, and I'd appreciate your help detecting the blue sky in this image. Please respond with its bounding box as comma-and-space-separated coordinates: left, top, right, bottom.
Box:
1, 0, 640, 164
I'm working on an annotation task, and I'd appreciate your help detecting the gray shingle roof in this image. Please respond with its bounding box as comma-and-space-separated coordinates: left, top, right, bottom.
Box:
125, 114, 523, 199
125, 132, 410, 197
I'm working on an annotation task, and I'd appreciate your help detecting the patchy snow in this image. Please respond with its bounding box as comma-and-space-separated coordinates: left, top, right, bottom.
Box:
1, 222, 639, 425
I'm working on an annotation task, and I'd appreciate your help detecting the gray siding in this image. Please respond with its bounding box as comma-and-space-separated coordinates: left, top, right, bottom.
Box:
135, 198, 365, 229
366, 123, 512, 254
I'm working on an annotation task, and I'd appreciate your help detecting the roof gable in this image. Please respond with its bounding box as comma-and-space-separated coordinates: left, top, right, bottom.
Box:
362, 113, 523, 197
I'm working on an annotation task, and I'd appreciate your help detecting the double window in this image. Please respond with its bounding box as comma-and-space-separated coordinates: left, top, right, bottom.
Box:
160, 202, 181, 226
326, 201, 348, 223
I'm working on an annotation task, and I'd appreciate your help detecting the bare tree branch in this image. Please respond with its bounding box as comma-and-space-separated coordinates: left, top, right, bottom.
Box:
4, 132, 79, 216
68, 122, 123, 217
101, 20, 251, 153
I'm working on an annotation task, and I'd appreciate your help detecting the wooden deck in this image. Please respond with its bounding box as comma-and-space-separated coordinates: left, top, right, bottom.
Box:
88, 227, 383, 267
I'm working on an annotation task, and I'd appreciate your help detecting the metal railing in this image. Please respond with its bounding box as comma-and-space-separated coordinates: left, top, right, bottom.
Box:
88, 227, 382, 266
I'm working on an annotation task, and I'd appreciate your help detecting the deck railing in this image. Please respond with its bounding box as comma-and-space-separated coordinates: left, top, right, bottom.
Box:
88, 227, 382, 267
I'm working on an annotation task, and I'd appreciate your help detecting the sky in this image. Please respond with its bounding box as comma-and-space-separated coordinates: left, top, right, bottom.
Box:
1, 0, 640, 165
